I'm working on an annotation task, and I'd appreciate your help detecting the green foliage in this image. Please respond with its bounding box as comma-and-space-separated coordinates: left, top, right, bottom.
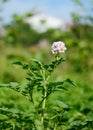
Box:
5, 14, 42, 46
0, 0, 93, 129
72, 0, 83, 6
0, 55, 75, 129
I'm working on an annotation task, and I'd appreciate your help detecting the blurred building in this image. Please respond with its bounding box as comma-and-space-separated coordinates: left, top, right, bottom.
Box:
25, 13, 66, 33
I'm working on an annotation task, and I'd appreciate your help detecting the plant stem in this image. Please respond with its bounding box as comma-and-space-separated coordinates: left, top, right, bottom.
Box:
54, 124, 57, 130
41, 85, 47, 127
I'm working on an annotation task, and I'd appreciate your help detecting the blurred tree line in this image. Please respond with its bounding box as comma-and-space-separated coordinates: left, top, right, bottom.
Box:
0, 0, 93, 46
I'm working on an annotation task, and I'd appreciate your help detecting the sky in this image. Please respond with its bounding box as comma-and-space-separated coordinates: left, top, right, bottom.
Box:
0, 0, 92, 24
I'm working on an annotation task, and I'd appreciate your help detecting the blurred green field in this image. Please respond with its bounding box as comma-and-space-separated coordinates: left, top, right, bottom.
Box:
0, 37, 93, 129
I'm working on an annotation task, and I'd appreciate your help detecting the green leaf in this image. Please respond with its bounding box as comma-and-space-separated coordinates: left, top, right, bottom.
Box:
45, 57, 65, 73
47, 81, 64, 86
23, 63, 29, 69
56, 99, 69, 109
0, 107, 20, 116
0, 82, 18, 88
13, 61, 29, 69
31, 59, 44, 69
13, 61, 23, 66
35, 119, 42, 130
0, 82, 30, 100
55, 86, 68, 91
46, 81, 68, 99
65, 78, 76, 87
47, 81, 67, 91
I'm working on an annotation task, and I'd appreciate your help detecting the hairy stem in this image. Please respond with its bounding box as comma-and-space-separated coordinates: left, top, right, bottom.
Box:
41, 85, 47, 127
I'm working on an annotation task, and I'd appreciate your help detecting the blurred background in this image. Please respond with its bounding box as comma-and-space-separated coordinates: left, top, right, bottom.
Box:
0, 0, 93, 128
0, 0, 93, 83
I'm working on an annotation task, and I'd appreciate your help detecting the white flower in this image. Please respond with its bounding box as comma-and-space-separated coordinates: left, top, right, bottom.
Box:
51, 41, 67, 54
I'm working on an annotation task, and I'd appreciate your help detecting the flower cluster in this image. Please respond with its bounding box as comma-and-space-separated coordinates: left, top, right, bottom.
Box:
51, 41, 67, 54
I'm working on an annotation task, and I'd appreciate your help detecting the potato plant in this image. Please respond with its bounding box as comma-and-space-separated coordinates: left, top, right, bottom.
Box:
0, 41, 76, 130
